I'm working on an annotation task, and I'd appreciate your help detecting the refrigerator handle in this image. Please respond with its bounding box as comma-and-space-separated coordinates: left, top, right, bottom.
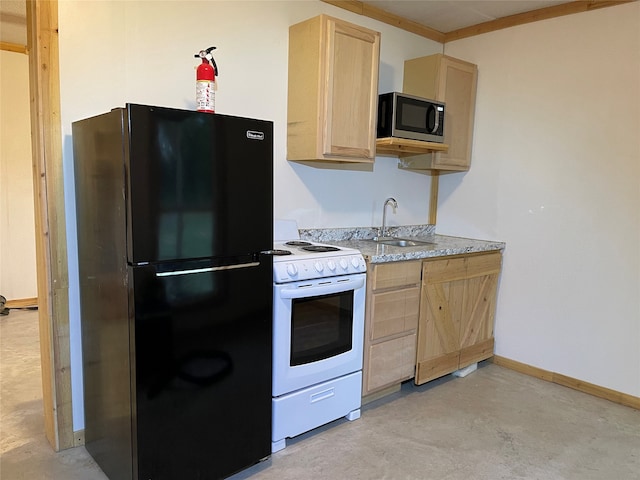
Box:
156, 262, 260, 277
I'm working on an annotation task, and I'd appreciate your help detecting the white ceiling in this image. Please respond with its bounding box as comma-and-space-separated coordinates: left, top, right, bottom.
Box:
0, 1, 583, 46
361, 0, 570, 33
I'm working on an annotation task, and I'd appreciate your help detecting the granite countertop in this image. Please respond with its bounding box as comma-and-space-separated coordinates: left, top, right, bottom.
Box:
299, 225, 505, 264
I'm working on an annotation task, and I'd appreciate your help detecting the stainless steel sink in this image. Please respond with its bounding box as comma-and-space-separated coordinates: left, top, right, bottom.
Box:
370, 237, 434, 247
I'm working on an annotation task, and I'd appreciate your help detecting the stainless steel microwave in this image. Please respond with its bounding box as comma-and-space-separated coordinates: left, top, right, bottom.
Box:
377, 92, 445, 143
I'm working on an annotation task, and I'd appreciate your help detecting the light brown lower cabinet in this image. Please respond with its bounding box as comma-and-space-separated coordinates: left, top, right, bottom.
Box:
415, 252, 502, 385
362, 260, 421, 396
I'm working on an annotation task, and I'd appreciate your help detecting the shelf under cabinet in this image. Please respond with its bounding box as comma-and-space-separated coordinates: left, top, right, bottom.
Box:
376, 137, 449, 158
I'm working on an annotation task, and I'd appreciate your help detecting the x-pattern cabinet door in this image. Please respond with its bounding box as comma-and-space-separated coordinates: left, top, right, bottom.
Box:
416, 257, 467, 384
416, 252, 501, 385
459, 254, 501, 368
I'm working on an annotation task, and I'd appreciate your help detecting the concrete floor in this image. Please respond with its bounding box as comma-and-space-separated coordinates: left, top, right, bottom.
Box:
2, 309, 639, 480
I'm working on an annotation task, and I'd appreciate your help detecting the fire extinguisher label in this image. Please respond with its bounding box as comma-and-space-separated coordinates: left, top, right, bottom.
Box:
196, 80, 215, 112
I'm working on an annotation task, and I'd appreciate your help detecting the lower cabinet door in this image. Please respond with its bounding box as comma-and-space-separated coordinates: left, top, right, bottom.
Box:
366, 334, 416, 393
416, 252, 501, 385
415, 257, 466, 385
370, 287, 420, 340
458, 253, 500, 367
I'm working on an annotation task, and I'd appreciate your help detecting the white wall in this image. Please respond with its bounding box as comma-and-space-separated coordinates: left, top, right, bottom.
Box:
439, 2, 640, 397
58, 0, 441, 430
59, 1, 640, 433
0, 50, 37, 301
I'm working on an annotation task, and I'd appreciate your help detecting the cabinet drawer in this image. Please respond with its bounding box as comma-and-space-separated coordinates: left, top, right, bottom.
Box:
371, 261, 421, 290
370, 286, 419, 340
366, 334, 416, 392
423, 252, 501, 284
273, 371, 362, 441
422, 256, 466, 284
466, 251, 502, 278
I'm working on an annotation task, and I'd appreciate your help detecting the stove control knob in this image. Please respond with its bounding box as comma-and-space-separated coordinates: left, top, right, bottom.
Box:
286, 263, 298, 277
327, 260, 337, 271
351, 257, 360, 269
339, 258, 349, 270
314, 261, 324, 272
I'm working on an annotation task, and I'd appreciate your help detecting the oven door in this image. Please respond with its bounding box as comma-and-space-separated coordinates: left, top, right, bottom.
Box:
272, 273, 366, 397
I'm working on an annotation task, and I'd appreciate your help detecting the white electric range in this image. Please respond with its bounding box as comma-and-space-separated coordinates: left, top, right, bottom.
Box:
270, 221, 366, 453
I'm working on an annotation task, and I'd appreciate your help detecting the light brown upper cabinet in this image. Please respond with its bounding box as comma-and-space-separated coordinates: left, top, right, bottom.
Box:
402, 54, 478, 172
287, 15, 380, 163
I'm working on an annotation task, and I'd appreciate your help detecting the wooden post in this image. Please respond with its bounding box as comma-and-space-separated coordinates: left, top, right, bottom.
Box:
429, 172, 439, 225
26, 0, 73, 451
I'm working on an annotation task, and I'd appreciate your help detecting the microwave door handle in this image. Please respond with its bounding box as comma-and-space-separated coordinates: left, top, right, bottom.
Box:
427, 105, 439, 134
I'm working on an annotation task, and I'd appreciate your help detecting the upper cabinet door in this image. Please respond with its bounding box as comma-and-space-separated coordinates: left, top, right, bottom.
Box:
287, 15, 380, 163
323, 18, 380, 160
402, 54, 478, 172
435, 56, 478, 170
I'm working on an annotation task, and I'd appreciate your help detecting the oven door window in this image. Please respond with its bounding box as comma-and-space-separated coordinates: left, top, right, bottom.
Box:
290, 290, 354, 366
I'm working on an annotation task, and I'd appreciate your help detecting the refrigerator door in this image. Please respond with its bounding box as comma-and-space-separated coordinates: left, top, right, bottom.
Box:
131, 258, 272, 479
125, 104, 273, 264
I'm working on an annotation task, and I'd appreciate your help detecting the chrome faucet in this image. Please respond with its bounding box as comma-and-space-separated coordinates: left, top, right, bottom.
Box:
377, 197, 398, 240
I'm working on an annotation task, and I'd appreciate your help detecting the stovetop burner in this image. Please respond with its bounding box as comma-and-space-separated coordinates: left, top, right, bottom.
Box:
284, 240, 312, 247
273, 221, 366, 283
301, 245, 340, 253
272, 237, 366, 283
272, 239, 353, 263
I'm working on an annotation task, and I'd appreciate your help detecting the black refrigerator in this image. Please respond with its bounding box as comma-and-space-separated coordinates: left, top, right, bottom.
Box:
73, 104, 273, 480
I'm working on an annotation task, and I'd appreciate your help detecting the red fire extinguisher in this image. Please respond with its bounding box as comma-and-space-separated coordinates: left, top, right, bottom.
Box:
195, 46, 218, 113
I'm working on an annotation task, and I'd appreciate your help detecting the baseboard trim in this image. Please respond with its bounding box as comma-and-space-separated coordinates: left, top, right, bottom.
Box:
5, 297, 38, 309
492, 356, 640, 410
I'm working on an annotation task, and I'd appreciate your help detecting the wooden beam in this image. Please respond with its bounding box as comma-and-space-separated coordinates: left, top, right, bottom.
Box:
1, 41, 28, 54
428, 172, 439, 225
321, 0, 446, 43
444, 0, 635, 43
26, 0, 73, 451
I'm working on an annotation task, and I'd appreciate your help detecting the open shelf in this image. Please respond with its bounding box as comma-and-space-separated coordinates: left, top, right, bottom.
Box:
376, 137, 449, 158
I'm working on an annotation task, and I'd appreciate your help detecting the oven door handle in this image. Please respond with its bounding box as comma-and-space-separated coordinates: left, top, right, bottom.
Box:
280, 277, 365, 299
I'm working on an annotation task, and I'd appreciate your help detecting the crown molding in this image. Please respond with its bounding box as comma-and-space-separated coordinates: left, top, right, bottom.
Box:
322, 0, 635, 44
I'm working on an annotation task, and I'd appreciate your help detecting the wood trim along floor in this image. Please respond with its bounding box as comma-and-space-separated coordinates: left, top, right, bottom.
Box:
5, 297, 39, 309
493, 355, 640, 411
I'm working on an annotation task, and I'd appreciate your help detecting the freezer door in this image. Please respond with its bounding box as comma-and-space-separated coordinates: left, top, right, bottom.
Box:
125, 104, 273, 264
131, 258, 272, 479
